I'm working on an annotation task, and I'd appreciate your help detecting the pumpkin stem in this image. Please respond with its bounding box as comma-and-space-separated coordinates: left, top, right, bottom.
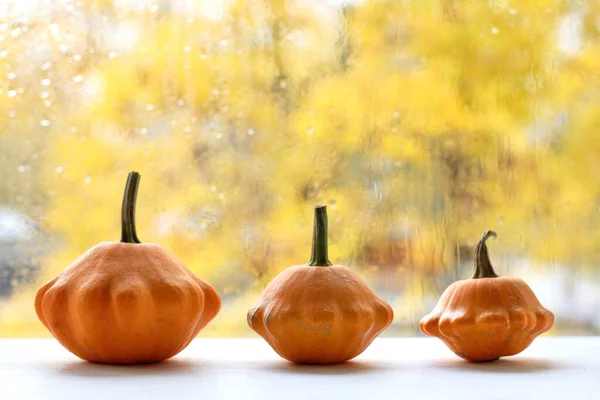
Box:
472, 230, 498, 279
307, 205, 332, 267
120, 171, 142, 244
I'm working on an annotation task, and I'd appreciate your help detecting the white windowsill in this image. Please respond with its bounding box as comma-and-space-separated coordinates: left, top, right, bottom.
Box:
1, 337, 598, 399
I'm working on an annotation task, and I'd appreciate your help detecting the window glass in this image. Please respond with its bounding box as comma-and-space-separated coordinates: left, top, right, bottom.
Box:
1, 0, 599, 337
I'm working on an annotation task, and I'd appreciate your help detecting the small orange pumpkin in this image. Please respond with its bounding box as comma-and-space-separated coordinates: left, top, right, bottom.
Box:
248, 205, 394, 364
420, 230, 554, 362
35, 172, 221, 364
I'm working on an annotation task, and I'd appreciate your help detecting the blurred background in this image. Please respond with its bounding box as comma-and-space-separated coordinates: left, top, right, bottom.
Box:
1, 0, 600, 337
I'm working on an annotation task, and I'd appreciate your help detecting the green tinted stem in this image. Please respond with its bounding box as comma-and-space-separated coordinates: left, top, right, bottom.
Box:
307, 205, 332, 266
120, 171, 142, 244
471, 230, 498, 279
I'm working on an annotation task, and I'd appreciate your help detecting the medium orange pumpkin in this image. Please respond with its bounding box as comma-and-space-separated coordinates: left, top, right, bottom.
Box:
248, 205, 394, 364
420, 230, 554, 362
35, 172, 221, 364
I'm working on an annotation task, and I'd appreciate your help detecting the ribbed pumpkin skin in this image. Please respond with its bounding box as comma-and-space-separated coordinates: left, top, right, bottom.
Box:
248, 265, 394, 364
35, 242, 221, 364
420, 276, 553, 362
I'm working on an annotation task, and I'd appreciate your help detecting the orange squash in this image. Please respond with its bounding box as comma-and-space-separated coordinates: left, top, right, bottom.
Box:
248, 205, 393, 364
35, 172, 221, 364
420, 230, 554, 362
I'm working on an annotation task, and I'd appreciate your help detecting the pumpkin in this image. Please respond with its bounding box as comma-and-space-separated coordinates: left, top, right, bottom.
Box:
35, 172, 221, 364
247, 205, 394, 364
419, 230, 554, 362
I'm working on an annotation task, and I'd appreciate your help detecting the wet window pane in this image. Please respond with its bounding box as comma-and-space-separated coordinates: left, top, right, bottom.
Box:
1, 0, 599, 337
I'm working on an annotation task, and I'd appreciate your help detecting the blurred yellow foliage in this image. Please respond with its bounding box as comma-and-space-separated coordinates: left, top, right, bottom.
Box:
1, 0, 600, 336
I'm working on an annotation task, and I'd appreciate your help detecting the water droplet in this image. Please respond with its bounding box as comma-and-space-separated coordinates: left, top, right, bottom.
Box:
184, 126, 191, 133
184, 45, 191, 52
108, 51, 117, 59
73, 54, 82, 61
491, 27, 500, 35
307, 127, 314, 135
73, 75, 83, 83
7, 90, 16, 97
247, 129, 255, 136
0, 24, 6, 31
11, 28, 21, 37
41, 61, 52, 70
17, 165, 28, 172
41, 79, 51, 86
40, 119, 51, 127
146, 104, 154, 111
83, 176, 92, 185
44, 100, 52, 107
55, 166, 64, 174
59, 44, 68, 52
219, 39, 228, 46
150, 5, 159, 13
41, 91, 49, 99
140, 128, 148, 135
0, 50, 8, 58
7, 72, 15, 80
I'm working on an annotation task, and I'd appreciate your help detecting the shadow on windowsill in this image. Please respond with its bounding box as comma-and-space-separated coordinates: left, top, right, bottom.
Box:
55, 358, 205, 378
428, 357, 563, 373
261, 360, 394, 376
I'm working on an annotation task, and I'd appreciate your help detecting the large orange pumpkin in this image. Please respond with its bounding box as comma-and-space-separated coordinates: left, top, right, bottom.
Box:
248, 205, 394, 364
420, 230, 554, 362
35, 172, 221, 364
